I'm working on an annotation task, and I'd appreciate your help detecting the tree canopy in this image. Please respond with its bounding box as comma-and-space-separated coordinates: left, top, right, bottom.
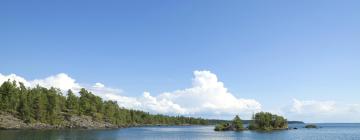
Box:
214, 115, 244, 131
232, 115, 244, 130
0, 80, 208, 126
215, 113, 288, 131
248, 112, 288, 130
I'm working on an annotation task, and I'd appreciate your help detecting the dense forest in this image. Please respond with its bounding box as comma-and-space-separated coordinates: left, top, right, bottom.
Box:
0, 80, 208, 127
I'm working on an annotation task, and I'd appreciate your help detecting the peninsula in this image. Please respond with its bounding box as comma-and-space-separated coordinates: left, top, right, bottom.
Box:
0, 80, 207, 129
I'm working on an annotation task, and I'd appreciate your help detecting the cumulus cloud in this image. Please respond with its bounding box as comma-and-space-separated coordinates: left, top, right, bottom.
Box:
290, 99, 336, 114
284, 99, 360, 122
86, 70, 261, 118
0, 73, 31, 87
152, 70, 261, 118
30, 73, 81, 91
0, 73, 81, 91
0, 71, 261, 119
138, 92, 187, 114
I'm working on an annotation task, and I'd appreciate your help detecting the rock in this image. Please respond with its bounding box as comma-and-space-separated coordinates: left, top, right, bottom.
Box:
0, 111, 120, 130
0, 112, 28, 129
65, 115, 118, 129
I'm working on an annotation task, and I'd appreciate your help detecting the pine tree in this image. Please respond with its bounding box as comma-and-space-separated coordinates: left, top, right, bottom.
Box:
232, 115, 244, 130
31, 87, 47, 122
66, 90, 79, 114
46, 88, 61, 124
18, 93, 31, 122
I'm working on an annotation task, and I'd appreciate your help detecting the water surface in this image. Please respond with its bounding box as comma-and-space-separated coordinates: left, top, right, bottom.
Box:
1, 123, 359, 140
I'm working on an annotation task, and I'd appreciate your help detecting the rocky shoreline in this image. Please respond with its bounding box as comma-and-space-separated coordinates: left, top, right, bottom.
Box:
0, 111, 120, 130
0, 111, 198, 130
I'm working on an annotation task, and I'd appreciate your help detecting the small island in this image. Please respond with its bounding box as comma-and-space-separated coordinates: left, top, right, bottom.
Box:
214, 115, 244, 131
215, 112, 288, 131
304, 124, 317, 128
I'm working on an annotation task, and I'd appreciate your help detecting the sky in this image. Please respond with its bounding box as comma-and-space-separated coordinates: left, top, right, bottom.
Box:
1, 0, 360, 122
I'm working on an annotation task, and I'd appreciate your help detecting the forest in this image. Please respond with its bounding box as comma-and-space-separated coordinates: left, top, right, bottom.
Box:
0, 80, 208, 127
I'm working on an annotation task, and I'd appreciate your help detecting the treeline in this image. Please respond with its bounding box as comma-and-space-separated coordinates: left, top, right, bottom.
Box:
0, 80, 208, 126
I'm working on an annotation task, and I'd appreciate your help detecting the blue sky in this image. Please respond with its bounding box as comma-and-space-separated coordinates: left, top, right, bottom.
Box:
1, 0, 360, 122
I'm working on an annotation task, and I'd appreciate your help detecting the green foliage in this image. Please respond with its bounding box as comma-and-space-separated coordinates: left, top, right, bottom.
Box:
66, 90, 80, 114
0, 80, 19, 112
214, 115, 244, 131
0, 80, 208, 126
248, 112, 288, 130
232, 115, 244, 130
17, 83, 31, 122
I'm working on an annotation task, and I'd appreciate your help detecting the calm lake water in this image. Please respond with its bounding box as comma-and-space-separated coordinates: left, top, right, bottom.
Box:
0, 123, 359, 140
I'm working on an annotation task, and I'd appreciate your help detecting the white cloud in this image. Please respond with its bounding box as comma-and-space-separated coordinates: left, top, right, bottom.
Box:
284, 99, 360, 122
82, 70, 261, 119
0, 73, 81, 91
290, 99, 336, 114
138, 92, 187, 114
88, 82, 140, 108
0, 73, 31, 87
90, 82, 122, 96
151, 70, 261, 118
30, 73, 81, 91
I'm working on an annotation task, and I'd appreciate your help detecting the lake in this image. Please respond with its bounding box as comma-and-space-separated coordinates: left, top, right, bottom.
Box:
0, 123, 359, 140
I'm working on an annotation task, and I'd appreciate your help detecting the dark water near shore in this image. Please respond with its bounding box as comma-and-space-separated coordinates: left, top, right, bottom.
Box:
0, 123, 359, 140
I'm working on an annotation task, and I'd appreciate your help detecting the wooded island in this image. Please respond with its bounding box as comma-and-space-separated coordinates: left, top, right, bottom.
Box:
215, 112, 288, 131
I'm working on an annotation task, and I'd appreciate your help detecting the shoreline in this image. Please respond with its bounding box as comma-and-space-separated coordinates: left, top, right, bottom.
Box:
0, 124, 210, 131
0, 111, 208, 130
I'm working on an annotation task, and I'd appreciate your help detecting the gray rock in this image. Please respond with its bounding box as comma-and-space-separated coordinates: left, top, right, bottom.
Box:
0, 111, 120, 130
